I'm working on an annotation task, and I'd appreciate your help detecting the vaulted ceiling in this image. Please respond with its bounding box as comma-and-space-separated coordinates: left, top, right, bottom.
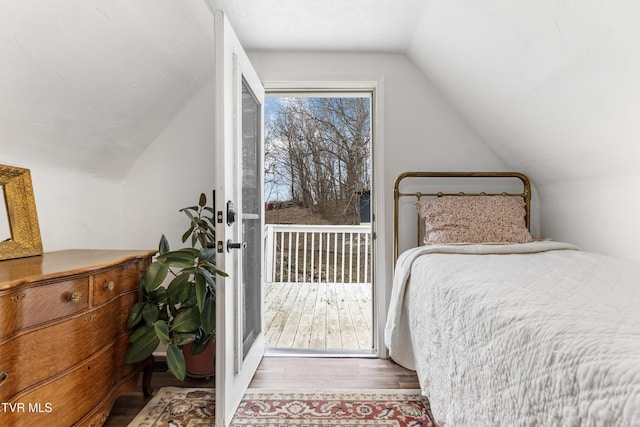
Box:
1, 0, 215, 178
406, 0, 640, 184
2, 0, 638, 184
206, 0, 428, 52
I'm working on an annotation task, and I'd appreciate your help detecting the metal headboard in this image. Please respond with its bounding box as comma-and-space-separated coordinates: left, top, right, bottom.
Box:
393, 171, 531, 264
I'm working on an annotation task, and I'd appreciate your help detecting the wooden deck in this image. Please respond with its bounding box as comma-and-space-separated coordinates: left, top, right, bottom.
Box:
264, 282, 373, 351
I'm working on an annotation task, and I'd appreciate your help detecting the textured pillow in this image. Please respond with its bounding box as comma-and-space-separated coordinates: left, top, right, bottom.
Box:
415, 195, 533, 245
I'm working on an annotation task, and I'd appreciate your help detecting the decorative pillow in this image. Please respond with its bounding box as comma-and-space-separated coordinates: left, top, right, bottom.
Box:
415, 195, 534, 245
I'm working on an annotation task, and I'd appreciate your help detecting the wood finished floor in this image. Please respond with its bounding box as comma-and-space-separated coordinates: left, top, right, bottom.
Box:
104, 356, 419, 427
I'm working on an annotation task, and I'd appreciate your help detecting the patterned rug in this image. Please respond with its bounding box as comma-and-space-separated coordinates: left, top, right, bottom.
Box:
128, 387, 436, 426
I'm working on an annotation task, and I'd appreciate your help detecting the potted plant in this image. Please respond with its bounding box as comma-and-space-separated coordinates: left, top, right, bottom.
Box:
125, 193, 227, 380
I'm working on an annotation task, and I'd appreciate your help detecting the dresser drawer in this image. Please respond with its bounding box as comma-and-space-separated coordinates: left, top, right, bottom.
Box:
92, 260, 140, 306
2, 335, 133, 427
0, 292, 137, 402
0, 278, 89, 337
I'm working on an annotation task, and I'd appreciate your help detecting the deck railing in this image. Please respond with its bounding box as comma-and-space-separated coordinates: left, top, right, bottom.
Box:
264, 224, 372, 285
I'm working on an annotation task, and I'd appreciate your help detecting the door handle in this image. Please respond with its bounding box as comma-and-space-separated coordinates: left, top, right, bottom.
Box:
227, 240, 246, 252
226, 201, 237, 225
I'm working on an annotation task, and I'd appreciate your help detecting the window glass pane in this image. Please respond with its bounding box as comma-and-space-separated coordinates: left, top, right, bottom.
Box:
241, 78, 262, 359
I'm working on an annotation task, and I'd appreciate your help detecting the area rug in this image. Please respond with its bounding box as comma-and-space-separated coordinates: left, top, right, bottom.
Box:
128, 387, 436, 426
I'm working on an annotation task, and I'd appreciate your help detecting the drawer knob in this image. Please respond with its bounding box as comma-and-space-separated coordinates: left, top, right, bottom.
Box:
103, 281, 115, 292
11, 293, 26, 302
0, 371, 7, 386
68, 292, 83, 303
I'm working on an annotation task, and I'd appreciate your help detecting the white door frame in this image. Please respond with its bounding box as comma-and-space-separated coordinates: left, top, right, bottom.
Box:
263, 80, 387, 358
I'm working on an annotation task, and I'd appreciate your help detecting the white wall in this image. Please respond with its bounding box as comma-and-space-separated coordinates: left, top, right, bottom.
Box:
35, 166, 123, 251
121, 77, 216, 252
0, 0, 215, 180
0, 157, 123, 251
247, 50, 511, 337
537, 173, 640, 261
407, 0, 640, 262
0, 73, 215, 254
0, 76, 216, 255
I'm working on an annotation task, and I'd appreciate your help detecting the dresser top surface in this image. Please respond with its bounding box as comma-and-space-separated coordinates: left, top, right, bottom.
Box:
0, 249, 157, 290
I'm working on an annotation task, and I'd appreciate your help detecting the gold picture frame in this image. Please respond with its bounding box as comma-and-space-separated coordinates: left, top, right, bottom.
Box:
0, 164, 43, 261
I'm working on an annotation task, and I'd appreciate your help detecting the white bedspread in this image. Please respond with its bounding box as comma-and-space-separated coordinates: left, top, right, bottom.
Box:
385, 241, 640, 426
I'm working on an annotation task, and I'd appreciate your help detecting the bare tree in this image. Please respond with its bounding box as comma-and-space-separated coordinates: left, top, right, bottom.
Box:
265, 97, 371, 224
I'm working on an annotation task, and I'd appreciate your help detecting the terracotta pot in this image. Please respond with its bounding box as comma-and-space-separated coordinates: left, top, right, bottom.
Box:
182, 338, 215, 379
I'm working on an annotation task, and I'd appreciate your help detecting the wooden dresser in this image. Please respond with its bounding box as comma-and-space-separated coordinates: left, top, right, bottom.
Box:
0, 249, 156, 427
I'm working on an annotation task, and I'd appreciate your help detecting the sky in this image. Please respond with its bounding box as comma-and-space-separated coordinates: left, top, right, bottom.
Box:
264, 96, 289, 202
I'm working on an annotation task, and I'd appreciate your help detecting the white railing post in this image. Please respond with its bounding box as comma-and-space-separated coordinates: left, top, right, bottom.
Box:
303, 232, 308, 283
364, 233, 369, 284
310, 232, 315, 283
264, 224, 274, 282
295, 231, 300, 282
333, 231, 338, 283
279, 230, 284, 282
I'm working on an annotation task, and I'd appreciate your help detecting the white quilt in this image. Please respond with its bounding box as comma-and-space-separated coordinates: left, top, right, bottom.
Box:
385, 241, 640, 426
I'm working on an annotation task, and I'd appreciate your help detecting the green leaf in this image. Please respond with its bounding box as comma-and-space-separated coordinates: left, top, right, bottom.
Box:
182, 292, 198, 308
172, 306, 201, 333
159, 234, 170, 254
153, 320, 170, 345
129, 323, 151, 343
181, 225, 194, 244
203, 218, 216, 232
182, 209, 196, 223
158, 306, 170, 321
200, 248, 217, 263
198, 193, 207, 207
148, 286, 168, 304
166, 344, 186, 381
156, 248, 199, 268
173, 332, 197, 346
125, 326, 160, 363
199, 267, 218, 291
143, 261, 169, 292
201, 297, 216, 335
142, 302, 160, 326
205, 234, 215, 244
166, 272, 193, 303
126, 302, 145, 328
191, 335, 212, 355
195, 274, 206, 313
200, 263, 228, 279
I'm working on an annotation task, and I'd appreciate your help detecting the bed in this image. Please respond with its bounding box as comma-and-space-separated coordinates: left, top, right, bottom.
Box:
384, 172, 640, 427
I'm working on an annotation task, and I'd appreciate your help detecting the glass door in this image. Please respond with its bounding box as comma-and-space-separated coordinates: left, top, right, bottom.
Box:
240, 78, 262, 359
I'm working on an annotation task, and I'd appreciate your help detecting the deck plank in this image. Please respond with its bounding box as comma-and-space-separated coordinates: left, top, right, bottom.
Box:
277, 282, 310, 348
292, 283, 318, 348
309, 283, 327, 348
353, 283, 373, 348
265, 282, 372, 352
264, 282, 286, 348
336, 283, 359, 349
265, 282, 301, 348
325, 283, 343, 349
